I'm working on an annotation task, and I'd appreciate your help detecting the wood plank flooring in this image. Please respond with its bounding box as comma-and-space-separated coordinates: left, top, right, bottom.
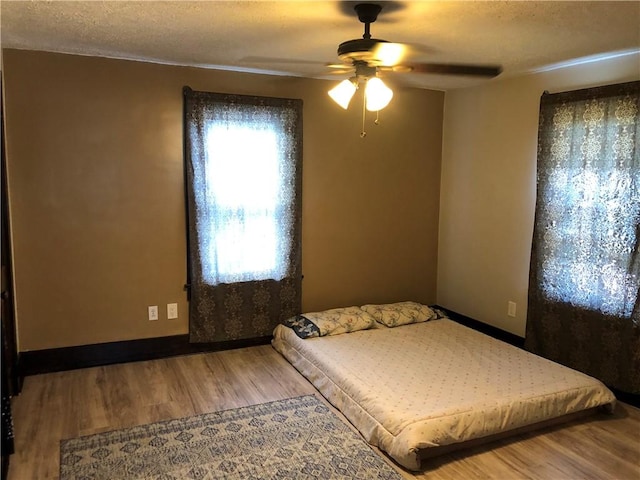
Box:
8, 345, 640, 479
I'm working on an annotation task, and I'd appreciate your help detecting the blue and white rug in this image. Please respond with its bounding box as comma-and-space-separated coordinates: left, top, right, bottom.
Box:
60, 394, 403, 479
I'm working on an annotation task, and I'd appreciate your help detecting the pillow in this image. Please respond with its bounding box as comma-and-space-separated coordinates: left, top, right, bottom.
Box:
282, 306, 376, 339
282, 315, 322, 339
431, 306, 449, 320
360, 301, 436, 327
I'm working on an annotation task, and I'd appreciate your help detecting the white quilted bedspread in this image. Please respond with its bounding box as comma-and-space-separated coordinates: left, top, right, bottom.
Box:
272, 319, 616, 470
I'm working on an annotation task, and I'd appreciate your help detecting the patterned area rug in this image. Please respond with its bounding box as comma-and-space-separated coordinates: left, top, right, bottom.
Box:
60, 394, 403, 479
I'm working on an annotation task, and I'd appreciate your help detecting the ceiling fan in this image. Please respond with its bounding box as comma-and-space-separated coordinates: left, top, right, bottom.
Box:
331, 3, 502, 81
328, 3, 502, 116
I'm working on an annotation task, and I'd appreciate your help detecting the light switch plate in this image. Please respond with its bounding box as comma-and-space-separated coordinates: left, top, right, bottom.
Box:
167, 303, 178, 320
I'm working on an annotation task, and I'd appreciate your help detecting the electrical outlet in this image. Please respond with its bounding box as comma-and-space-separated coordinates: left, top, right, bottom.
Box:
507, 301, 517, 318
148, 305, 159, 321
167, 303, 178, 320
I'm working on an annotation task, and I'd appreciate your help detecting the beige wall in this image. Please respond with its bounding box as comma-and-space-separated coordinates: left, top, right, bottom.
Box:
437, 52, 640, 337
2, 49, 444, 351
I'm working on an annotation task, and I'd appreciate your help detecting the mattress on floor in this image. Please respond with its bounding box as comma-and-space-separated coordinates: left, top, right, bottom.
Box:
272, 318, 616, 470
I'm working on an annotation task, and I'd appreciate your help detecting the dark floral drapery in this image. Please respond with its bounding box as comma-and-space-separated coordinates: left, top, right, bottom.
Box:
183, 88, 303, 343
526, 81, 640, 394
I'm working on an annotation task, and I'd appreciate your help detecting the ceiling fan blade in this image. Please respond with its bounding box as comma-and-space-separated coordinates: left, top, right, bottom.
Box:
370, 42, 435, 67
239, 56, 326, 66
406, 63, 502, 77
328, 68, 355, 75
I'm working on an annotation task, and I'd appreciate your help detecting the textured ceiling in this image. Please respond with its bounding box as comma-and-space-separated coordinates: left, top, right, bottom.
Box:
1, 1, 639, 90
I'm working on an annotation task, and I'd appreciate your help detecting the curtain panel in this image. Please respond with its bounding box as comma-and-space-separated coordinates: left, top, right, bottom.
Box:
1, 322, 14, 458
184, 88, 303, 343
526, 81, 640, 393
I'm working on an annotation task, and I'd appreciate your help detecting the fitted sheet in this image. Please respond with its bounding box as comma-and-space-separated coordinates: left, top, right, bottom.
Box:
272, 319, 616, 470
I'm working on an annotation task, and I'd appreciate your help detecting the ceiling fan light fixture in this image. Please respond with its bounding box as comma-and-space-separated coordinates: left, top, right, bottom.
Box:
365, 77, 393, 111
328, 78, 358, 109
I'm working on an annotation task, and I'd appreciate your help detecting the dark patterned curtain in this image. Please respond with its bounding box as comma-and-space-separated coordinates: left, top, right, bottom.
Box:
183, 88, 303, 343
526, 81, 640, 394
1, 76, 15, 465
1, 357, 14, 460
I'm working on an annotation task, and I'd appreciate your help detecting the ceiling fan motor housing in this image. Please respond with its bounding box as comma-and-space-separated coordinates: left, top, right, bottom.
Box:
339, 4, 391, 67
337, 38, 389, 65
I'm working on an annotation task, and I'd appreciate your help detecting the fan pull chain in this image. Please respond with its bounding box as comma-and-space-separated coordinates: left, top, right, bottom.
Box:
360, 90, 367, 138
374, 110, 380, 125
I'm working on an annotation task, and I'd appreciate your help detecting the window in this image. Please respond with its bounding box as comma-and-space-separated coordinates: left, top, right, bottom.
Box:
535, 92, 639, 318
184, 88, 303, 343
526, 81, 639, 394
202, 123, 292, 285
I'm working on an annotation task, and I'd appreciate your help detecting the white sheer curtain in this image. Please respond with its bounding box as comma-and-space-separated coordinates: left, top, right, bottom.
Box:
201, 122, 295, 285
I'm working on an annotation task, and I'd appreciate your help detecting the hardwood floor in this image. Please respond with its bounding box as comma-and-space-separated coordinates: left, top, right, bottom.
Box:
8, 345, 640, 479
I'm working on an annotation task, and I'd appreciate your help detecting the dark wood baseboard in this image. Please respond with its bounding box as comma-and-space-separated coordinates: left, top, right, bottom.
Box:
18, 334, 271, 378
608, 388, 640, 408
434, 305, 525, 348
